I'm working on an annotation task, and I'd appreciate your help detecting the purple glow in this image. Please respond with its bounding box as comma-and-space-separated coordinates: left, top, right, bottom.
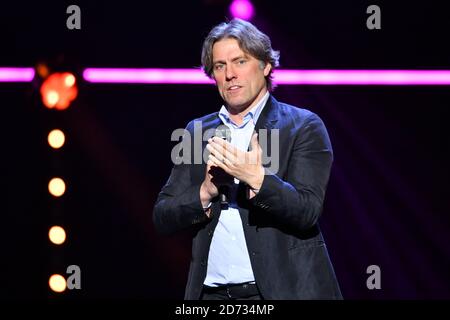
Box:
229, 0, 254, 21
83, 68, 450, 85
0, 68, 35, 82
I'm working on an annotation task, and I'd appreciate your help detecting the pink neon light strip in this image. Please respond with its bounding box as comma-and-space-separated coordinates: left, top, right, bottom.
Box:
83, 68, 450, 85
0, 68, 35, 82
275, 70, 450, 85
83, 68, 214, 84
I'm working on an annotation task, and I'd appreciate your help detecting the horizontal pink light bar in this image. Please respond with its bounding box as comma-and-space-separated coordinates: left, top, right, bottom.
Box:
83, 68, 214, 84
275, 70, 450, 85
0, 68, 35, 82
83, 68, 450, 85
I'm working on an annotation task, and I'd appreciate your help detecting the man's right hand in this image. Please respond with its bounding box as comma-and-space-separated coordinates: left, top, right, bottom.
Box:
200, 160, 233, 209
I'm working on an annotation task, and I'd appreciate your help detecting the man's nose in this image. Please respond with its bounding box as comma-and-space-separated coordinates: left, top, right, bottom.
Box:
225, 65, 236, 81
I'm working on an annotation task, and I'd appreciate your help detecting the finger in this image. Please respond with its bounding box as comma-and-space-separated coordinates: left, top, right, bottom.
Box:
212, 136, 227, 146
250, 132, 259, 151
208, 154, 228, 171
207, 141, 225, 156
211, 136, 235, 151
207, 143, 226, 163
210, 140, 240, 163
209, 154, 226, 171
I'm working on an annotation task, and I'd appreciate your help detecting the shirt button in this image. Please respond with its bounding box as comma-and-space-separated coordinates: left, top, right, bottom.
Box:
231, 236, 236, 241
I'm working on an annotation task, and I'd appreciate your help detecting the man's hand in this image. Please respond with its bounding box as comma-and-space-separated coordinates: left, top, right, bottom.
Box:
200, 159, 234, 211
206, 132, 265, 193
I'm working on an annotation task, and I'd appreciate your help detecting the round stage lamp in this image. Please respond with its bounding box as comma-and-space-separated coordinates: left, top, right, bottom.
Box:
229, 0, 254, 21
40, 72, 78, 110
48, 177, 66, 197
48, 129, 65, 149
49, 226, 66, 245
49, 274, 66, 293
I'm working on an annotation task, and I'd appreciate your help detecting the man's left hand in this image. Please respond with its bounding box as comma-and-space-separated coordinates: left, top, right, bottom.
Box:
206, 132, 265, 192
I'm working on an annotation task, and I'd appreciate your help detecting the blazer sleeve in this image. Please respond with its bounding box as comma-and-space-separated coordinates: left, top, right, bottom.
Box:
249, 112, 333, 231
153, 121, 210, 235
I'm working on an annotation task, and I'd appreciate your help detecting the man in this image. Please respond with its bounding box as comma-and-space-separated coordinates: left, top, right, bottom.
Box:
153, 18, 342, 300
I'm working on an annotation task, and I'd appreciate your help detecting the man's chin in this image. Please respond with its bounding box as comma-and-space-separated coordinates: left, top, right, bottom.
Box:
225, 100, 249, 112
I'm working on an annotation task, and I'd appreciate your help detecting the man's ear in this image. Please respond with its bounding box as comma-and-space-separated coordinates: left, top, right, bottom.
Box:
263, 63, 272, 77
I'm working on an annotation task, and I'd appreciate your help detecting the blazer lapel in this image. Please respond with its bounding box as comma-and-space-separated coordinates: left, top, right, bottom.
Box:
250, 95, 280, 164
237, 95, 281, 210
254, 95, 280, 133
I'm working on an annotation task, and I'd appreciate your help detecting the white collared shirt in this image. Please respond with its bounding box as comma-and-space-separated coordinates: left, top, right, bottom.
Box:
204, 91, 270, 287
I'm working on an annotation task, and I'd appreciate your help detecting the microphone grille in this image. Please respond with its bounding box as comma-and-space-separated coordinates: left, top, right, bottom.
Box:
215, 125, 231, 142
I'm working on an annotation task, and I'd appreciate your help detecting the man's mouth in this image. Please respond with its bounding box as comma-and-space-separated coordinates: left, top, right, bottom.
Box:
227, 85, 242, 91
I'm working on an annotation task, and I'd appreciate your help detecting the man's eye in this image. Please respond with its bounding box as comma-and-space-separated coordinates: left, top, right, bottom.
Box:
214, 64, 224, 70
238, 60, 246, 64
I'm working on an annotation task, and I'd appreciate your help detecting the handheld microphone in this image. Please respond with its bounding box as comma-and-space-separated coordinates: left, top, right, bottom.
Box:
214, 126, 231, 209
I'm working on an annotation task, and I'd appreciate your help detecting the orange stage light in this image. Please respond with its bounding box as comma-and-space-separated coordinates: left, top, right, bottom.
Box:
40, 72, 78, 110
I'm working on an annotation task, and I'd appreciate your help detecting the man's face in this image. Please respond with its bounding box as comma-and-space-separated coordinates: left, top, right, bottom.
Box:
212, 38, 272, 112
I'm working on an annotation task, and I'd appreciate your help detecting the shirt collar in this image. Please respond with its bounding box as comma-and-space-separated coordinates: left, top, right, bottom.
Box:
218, 91, 270, 128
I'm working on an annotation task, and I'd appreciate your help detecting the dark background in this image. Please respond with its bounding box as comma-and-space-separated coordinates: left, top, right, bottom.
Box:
1, 1, 449, 300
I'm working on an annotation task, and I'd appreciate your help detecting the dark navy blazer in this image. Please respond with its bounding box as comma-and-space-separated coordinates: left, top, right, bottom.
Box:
153, 95, 342, 299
